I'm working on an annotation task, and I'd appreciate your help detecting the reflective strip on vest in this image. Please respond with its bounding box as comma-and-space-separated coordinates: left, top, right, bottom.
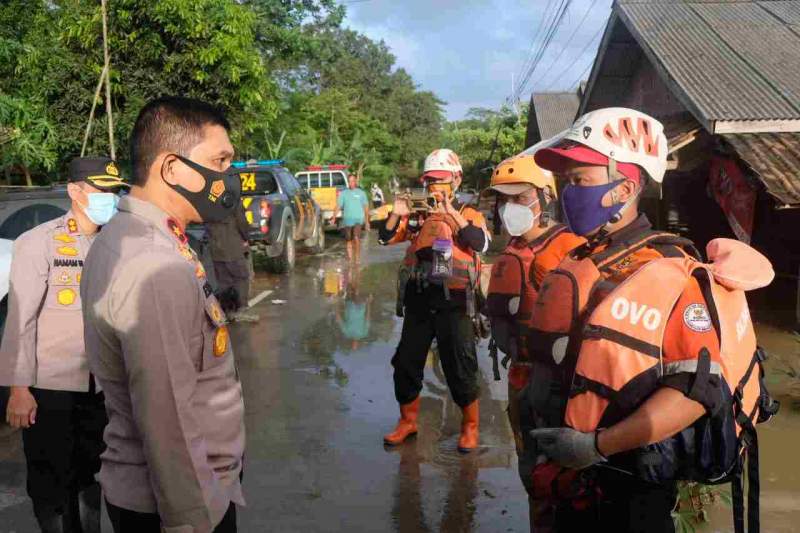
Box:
664, 360, 722, 377
562, 257, 758, 435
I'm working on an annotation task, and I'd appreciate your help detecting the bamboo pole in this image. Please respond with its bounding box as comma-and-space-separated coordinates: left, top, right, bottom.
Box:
100, 0, 115, 159
80, 64, 109, 157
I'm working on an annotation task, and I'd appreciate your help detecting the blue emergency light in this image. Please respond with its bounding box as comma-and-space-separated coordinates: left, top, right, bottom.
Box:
230, 159, 284, 168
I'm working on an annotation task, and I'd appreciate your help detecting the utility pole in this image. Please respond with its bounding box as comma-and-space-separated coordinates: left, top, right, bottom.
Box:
101, 0, 115, 159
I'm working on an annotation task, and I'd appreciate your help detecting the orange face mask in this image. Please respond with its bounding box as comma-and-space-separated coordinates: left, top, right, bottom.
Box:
427, 182, 453, 200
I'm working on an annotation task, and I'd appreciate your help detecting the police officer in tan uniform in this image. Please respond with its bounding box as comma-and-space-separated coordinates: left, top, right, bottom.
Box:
0, 157, 127, 533
81, 97, 245, 533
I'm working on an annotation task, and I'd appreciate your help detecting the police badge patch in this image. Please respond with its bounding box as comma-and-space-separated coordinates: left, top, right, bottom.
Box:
683, 303, 712, 332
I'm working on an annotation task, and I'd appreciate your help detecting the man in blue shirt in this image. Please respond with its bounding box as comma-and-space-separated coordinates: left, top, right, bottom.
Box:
336, 175, 369, 262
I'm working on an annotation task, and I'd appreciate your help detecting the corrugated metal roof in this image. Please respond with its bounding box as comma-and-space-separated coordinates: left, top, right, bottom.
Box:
531, 92, 581, 140
759, 1, 800, 28
618, 1, 800, 123
692, 3, 800, 107
723, 132, 800, 204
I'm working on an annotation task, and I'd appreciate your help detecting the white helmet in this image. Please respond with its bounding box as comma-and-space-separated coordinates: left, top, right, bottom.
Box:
535, 107, 668, 183
422, 149, 462, 180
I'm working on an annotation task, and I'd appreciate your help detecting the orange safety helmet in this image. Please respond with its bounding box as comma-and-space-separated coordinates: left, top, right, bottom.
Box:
484, 154, 557, 197
484, 154, 558, 231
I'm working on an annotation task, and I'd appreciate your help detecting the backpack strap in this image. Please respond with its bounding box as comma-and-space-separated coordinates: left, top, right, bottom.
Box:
528, 224, 569, 254
593, 231, 700, 271
732, 411, 760, 533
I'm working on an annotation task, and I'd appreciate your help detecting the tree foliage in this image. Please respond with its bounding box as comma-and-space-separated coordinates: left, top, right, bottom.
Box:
257, 27, 445, 188
443, 104, 529, 190
0, 0, 497, 191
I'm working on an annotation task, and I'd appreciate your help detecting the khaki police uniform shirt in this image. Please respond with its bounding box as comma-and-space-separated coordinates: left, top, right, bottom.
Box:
0, 212, 95, 392
81, 196, 245, 533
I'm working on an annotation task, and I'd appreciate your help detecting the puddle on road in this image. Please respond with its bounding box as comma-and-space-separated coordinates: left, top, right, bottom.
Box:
246, 239, 525, 532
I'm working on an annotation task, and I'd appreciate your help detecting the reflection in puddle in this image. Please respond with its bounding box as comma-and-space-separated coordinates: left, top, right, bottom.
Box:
297, 248, 520, 532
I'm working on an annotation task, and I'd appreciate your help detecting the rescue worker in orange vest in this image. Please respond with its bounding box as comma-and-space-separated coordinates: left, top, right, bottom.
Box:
521, 108, 777, 533
379, 148, 489, 452
482, 153, 585, 529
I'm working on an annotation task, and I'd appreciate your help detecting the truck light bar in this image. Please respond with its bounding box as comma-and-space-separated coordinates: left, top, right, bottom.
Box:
305, 164, 349, 171
231, 159, 284, 169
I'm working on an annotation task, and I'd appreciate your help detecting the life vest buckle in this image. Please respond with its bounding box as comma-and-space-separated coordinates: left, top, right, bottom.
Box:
583, 324, 602, 339
758, 395, 780, 423
570, 374, 588, 398
738, 423, 756, 447
755, 346, 768, 363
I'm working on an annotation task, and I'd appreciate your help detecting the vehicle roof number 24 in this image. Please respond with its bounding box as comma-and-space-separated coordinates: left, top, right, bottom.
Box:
240, 172, 256, 192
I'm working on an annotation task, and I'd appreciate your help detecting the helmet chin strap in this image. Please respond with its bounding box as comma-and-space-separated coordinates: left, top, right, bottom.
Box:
590, 158, 641, 245
535, 188, 550, 228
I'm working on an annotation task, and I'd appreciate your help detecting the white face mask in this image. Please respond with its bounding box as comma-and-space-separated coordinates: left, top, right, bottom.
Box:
499, 199, 539, 236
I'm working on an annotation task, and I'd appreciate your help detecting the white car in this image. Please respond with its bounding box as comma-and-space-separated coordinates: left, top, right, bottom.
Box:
0, 238, 12, 303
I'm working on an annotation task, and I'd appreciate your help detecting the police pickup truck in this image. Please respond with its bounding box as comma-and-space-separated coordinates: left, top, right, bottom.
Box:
229, 159, 325, 273
295, 164, 347, 230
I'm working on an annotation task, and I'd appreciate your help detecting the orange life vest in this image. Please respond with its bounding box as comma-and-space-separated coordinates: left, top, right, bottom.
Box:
401, 208, 483, 291
523, 230, 777, 532
486, 225, 583, 368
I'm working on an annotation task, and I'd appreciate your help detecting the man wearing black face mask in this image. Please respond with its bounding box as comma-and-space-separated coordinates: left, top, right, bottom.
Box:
80, 97, 245, 533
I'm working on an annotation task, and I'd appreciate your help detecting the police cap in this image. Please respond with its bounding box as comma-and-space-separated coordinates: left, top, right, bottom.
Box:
68, 157, 129, 192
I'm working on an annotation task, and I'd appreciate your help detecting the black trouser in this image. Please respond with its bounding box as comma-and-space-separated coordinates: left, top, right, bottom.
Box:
392, 304, 479, 408
22, 388, 107, 516
106, 501, 237, 533
213, 259, 250, 309
552, 471, 677, 533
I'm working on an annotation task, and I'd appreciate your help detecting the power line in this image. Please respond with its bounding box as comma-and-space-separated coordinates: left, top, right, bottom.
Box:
567, 61, 594, 91
515, 0, 569, 98
514, 0, 572, 101
534, 0, 599, 89
512, 0, 563, 102
513, 0, 557, 97
542, 24, 604, 91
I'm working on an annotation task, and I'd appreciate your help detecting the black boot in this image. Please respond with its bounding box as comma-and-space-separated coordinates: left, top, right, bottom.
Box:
33, 506, 65, 533
78, 484, 101, 533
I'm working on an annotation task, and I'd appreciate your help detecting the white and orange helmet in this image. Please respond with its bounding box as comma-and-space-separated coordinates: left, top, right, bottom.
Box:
535, 107, 668, 183
422, 149, 463, 182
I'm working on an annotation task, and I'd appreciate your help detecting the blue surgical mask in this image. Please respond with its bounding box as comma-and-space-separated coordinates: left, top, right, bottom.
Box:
561, 181, 624, 236
82, 193, 119, 225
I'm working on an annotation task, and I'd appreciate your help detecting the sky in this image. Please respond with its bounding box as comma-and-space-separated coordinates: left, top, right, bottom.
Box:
343, 0, 614, 121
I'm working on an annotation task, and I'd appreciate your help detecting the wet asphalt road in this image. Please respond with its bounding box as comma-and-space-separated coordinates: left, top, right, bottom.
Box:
0, 234, 527, 532
2, 234, 799, 532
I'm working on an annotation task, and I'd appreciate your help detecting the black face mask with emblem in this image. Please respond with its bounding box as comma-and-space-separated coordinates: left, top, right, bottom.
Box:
164, 155, 241, 223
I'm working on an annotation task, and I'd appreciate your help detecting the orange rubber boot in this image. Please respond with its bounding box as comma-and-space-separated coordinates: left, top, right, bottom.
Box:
458, 400, 479, 453
383, 397, 420, 445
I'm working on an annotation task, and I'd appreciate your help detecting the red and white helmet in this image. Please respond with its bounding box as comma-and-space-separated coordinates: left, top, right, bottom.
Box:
535, 108, 668, 183
422, 149, 462, 181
